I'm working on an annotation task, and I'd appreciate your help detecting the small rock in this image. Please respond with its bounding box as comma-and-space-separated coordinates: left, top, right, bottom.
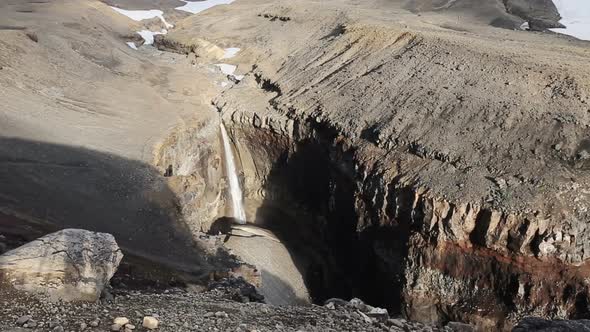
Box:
358, 310, 373, 324
113, 317, 129, 326
204, 312, 215, 318
53, 326, 64, 332
16, 315, 31, 325
349, 298, 369, 312
578, 150, 590, 160
387, 319, 405, 328
447, 321, 475, 332
325, 302, 335, 310
80, 322, 87, 330
367, 307, 389, 321
215, 311, 228, 318
89, 320, 100, 327
142, 316, 159, 330
111, 323, 122, 331
324, 298, 348, 308
125, 324, 136, 330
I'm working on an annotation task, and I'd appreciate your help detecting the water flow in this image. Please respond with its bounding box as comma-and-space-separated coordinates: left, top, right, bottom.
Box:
220, 122, 246, 223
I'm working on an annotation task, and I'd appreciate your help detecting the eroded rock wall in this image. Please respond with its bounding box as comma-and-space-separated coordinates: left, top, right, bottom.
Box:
156, 1, 590, 329
205, 110, 590, 330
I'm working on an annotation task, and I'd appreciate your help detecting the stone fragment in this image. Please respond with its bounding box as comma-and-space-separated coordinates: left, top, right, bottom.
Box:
0, 229, 123, 302
142, 316, 159, 330
324, 298, 348, 308
446, 321, 475, 331
349, 298, 370, 312
215, 311, 228, 318
113, 317, 129, 326
111, 323, 122, 331
367, 307, 389, 321
16, 315, 31, 325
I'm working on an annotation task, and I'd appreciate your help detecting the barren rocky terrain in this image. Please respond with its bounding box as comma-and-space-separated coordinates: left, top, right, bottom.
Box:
1, 0, 589, 331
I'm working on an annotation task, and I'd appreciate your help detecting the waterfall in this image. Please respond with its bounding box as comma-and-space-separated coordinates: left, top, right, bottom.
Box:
220, 122, 246, 223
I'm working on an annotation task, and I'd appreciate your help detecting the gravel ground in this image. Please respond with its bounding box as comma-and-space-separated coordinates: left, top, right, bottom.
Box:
0, 285, 454, 332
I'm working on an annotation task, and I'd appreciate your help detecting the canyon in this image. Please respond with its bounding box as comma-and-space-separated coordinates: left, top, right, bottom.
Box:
1, 0, 590, 331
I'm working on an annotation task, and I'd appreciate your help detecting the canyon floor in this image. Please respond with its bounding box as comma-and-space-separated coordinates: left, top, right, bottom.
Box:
1, 0, 590, 331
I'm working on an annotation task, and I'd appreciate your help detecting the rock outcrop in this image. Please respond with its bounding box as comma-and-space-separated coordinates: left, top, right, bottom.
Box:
155, 1, 590, 329
0, 228, 123, 302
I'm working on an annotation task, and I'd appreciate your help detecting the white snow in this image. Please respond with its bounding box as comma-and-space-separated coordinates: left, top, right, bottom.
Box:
137, 29, 166, 45
126, 42, 138, 50
215, 63, 237, 76
215, 64, 245, 81
110, 7, 173, 28
175, 0, 234, 14
550, 0, 590, 41
222, 47, 241, 59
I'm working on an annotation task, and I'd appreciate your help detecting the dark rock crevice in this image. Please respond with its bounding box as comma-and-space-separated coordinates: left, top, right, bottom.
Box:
213, 114, 590, 330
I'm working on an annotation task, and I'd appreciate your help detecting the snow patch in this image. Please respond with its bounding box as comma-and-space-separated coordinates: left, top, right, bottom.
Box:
222, 47, 241, 59
126, 42, 138, 50
175, 0, 234, 14
137, 29, 166, 45
550, 0, 590, 41
110, 7, 173, 28
214, 64, 244, 82
215, 63, 237, 76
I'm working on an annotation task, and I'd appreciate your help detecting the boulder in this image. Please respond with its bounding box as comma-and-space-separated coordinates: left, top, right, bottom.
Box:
0, 228, 123, 301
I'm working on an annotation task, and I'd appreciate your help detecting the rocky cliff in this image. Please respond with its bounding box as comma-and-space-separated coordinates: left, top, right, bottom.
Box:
154, 0, 590, 329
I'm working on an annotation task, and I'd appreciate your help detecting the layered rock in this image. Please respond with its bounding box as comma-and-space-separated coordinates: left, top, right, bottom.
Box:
0, 228, 123, 301
155, 0, 590, 329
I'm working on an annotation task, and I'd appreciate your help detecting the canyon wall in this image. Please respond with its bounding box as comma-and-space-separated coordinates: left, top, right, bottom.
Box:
155, 1, 590, 329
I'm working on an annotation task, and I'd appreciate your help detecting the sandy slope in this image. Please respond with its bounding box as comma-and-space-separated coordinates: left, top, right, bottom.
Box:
0, 0, 221, 274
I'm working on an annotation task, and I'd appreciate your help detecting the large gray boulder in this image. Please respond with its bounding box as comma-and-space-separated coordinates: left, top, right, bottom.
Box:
0, 229, 123, 301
